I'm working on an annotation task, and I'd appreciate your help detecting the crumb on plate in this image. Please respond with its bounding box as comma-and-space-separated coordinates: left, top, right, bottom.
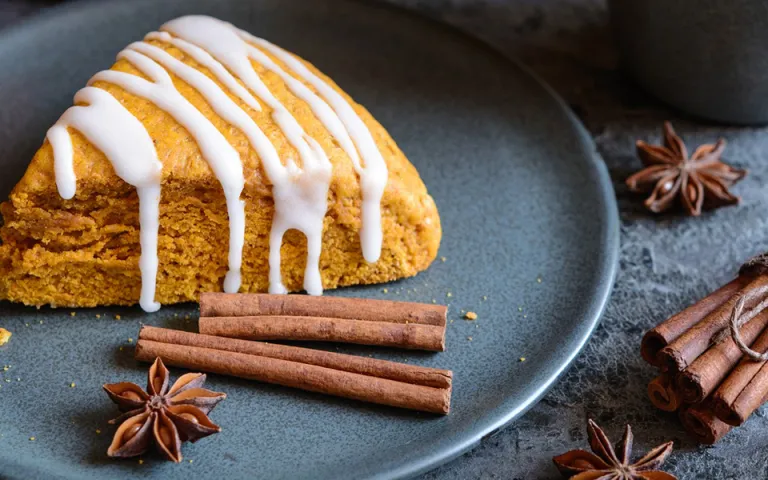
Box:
0, 328, 11, 346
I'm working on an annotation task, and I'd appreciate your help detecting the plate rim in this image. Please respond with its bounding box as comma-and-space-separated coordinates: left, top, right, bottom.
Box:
0, 1, 620, 478
386, 30, 620, 478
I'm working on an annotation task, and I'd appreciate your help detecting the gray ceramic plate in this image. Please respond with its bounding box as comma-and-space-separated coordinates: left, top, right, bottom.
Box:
0, 0, 618, 478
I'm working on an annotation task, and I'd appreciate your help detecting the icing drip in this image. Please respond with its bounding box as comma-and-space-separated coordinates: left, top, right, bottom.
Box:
127, 39, 330, 295
162, 16, 387, 263
239, 30, 389, 263
47, 87, 162, 312
160, 16, 334, 295
89, 49, 247, 296
48, 15, 389, 309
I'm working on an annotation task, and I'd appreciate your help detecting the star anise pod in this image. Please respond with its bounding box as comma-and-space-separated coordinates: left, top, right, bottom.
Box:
553, 419, 676, 480
626, 122, 747, 216
103, 357, 226, 462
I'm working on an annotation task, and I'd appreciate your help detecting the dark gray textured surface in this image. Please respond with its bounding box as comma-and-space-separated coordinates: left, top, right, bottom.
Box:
0, 1, 618, 479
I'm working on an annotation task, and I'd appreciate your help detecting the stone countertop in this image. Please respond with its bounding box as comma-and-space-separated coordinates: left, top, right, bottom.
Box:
3, 0, 768, 478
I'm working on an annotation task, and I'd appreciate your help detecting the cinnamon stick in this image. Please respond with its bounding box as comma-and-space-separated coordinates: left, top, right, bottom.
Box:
640, 278, 744, 367
135, 326, 452, 414
657, 275, 768, 373
676, 309, 768, 403
712, 326, 768, 426
647, 374, 682, 412
679, 403, 732, 444
200, 293, 447, 326
199, 315, 445, 351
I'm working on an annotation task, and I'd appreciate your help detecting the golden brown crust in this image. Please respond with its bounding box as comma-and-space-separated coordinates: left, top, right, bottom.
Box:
0, 37, 441, 308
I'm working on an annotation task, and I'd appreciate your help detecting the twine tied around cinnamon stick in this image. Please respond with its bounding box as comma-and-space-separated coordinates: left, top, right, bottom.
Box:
640, 251, 768, 444
727, 295, 768, 361
718, 252, 768, 361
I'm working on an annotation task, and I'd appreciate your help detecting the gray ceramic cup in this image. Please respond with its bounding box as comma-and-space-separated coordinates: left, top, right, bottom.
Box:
609, 0, 768, 124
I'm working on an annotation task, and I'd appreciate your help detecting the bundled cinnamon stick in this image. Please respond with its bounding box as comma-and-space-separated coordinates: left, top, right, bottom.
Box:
640, 278, 745, 367
641, 253, 768, 444
657, 275, 768, 373
678, 403, 732, 445
135, 326, 452, 414
647, 374, 682, 412
199, 293, 447, 351
676, 310, 768, 403
711, 327, 768, 426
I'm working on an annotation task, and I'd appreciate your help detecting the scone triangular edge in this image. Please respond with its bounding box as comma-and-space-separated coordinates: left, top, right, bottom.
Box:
0, 15, 441, 309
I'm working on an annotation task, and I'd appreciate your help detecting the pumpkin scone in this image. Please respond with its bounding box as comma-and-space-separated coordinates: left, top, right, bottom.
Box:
0, 15, 441, 312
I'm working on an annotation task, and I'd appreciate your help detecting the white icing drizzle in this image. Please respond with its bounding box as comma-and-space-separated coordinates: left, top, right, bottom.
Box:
47, 87, 162, 312
48, 15, 389, 310
144, 31, 263, 113
90, 49, 246, 296
161, 16, 387, 263
160, 16, 336, 295
126, 39, 330, 295
238, 29, 389, 263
